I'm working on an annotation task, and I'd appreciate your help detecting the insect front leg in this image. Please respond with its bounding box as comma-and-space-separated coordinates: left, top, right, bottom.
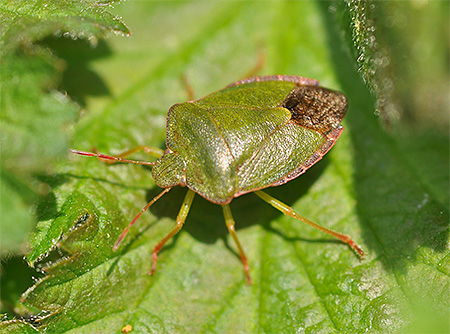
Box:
222, 204, 252, 285
113, 187, 172, 251
150, 189, 195, 275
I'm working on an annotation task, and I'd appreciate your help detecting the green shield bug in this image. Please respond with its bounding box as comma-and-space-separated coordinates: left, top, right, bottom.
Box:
72, 75, 364, 284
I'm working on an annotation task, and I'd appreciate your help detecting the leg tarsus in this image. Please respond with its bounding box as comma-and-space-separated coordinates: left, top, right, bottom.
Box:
222, 204, 252, 285
149, 189, 195, 276
150, 252, 159, 276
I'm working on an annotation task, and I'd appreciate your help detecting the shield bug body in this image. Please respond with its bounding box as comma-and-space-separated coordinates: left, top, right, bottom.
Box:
73, 75, 363, 284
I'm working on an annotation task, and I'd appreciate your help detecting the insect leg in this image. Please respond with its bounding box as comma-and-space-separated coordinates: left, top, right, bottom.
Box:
113, 187, 172, 251
222, 204, 252, 285
150, 189, 195, 275
255, 190, 364, 257
181, 75, 196, 101
241, 48, 266, 78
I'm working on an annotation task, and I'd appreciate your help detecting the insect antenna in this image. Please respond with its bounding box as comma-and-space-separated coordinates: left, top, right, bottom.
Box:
113, 187, 172, 250
70, 149, 157, 166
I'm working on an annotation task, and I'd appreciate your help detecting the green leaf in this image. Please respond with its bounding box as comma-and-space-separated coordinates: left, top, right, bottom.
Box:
0, 0, 130, 55
2, 1, 449, 333
0, 320, 39, 334
0, 0, 130, 255
339, 0, 449, 126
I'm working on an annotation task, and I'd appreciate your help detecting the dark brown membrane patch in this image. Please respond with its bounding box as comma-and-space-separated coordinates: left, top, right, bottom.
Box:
281, 85, 348, 134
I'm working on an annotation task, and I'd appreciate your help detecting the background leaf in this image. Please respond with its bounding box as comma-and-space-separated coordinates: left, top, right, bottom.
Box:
1, 1, 448, 333
0, 0, 129, 256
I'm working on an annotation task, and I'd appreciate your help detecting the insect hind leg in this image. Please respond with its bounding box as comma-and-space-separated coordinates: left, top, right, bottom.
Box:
222, 204, 252, 285
254, 190, 364, 257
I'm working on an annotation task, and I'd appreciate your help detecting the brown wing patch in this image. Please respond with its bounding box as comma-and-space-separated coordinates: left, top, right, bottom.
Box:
281, 85, 348, 134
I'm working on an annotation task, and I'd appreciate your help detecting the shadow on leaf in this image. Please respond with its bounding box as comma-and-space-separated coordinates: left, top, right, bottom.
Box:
40, 37, 112, 107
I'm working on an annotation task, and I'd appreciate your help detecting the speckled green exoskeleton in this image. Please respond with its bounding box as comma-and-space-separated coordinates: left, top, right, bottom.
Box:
72, 75, 364, 284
